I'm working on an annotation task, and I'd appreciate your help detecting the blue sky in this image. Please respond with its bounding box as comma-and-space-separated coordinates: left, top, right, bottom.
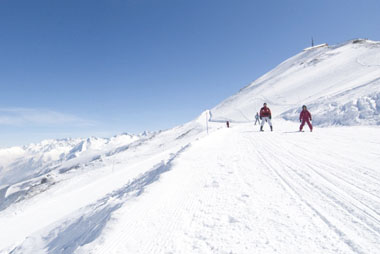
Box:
0, 0, 379, 147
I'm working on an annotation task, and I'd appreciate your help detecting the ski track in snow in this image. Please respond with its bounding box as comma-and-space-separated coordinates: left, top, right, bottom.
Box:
10, 122, 373, 254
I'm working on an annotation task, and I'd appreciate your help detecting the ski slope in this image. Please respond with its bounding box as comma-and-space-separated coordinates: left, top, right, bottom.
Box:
1, 39, 380, 253
1, 121, 379, 254
76, 122, 380, 254
210, 39, 380, 125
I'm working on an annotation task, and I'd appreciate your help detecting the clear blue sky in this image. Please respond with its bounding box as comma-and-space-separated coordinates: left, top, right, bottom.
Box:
0, 0, 379, 147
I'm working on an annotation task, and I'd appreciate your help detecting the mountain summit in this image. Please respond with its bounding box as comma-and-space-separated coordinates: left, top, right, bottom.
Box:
211, 39, 380, 126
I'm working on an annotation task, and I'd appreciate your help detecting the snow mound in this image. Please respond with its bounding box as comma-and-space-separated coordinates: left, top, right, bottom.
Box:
282, 78, 380, 126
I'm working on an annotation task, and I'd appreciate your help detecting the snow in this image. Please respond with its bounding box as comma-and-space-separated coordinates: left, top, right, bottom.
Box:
1, 39, 380, 254
210, 39, 380, 125
303, 43, 328, 51
0, 134, 142, 188
75, 122, 380, 254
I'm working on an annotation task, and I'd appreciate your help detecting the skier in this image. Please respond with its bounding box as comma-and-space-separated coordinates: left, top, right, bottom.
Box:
254, 112, 260, 125
226, 121, 230, 128
260, 103, 273, 131
299, 105, 312, 132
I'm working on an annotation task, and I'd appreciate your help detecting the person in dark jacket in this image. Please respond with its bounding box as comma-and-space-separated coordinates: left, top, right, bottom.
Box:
260, 103, 273, 131
299, 105, 312, 132
254, 112, 260, 125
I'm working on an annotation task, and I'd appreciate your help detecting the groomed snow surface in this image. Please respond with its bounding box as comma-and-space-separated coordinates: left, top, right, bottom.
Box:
1, 39, 380, 253
1, 120, 379, 254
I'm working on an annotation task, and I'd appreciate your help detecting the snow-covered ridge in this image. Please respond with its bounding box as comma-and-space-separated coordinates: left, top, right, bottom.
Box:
0, 133, 149, 189
0, 132, 161, 214
0, 111, 208, 253
210, 39, 380, 125
303, 43, 328, 51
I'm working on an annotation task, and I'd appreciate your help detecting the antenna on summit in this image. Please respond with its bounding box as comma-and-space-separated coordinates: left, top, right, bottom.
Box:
311, 37, 314, 47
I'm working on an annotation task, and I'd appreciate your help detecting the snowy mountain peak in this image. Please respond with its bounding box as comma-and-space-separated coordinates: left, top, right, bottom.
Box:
211, 39, 380, 126
0, 133, 144, 188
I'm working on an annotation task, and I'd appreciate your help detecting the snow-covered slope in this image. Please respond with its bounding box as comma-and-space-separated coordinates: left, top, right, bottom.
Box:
1, 39, 380, 254
211, 39, 380, 126
0, 133, 147, 211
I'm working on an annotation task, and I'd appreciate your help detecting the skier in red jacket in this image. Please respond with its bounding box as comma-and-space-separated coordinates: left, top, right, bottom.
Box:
260, 103, 273, 131
299, 105, 312, 132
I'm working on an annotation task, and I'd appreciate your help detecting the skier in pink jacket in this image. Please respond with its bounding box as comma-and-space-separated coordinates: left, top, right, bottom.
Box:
299, 105, 312, 132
